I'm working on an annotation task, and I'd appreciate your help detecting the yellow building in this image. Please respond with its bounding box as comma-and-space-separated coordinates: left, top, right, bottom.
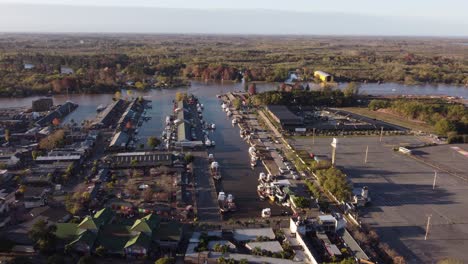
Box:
314, 71, 333, 82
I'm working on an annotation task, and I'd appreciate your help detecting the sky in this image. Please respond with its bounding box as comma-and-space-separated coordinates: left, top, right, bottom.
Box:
0, 0, 467, 36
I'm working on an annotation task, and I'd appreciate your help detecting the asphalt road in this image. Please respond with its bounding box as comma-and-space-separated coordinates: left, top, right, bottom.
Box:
290, 136, 468, 263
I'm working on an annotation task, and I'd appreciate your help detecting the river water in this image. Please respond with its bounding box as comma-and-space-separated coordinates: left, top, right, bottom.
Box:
0, 81, 466, 217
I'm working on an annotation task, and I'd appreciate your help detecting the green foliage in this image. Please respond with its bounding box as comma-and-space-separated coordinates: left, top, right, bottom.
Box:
305, 179, 321, 199
155, 257, 175, 264
184, 153, 195, 164
316, 167, 352, 202
147, 136, 161, 148
232, 98, 242, 110
368, 99, 390, 110
343, 82, 360, 97
77, 256, 95, 264
47, 254, 66, 264
293, 196, 310, 208
95, 245, 107, 257
29, 219, 57, 254
434, 119, 456, 136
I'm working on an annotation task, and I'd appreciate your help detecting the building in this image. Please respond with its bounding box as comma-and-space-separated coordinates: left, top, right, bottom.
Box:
314, 71, 333, 82
24, 186, 49, 209
105, 152, 174, 168
55, 209, 182, 258
36, 101, 78, 127
266, 105, 304, 130
108, 131, 129, 150
32, 98, 53, 112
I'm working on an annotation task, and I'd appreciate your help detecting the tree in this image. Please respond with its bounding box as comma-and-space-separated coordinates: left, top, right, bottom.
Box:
29, 219, 57, 253
135, 81, 145, 90
52, 117, 61, 126
343, 82, 360, 97
155, 257, 175, 264
434, 119, 456, 136
39, 129, 65, 150
4, 129, 10, 142
77, 256, 95, 264
184, 153, 194, 164
95, 245, 107, 257
232, 98, 242, 110
175, 92, 187, 102
147, 136, 161, 149
293, 196, 310, 208
47, 254, 66, 264
143, 188, 154, 202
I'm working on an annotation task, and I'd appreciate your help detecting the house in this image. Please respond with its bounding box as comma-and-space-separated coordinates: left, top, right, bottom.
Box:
0, 170, 12, 183
246, 241, 284, 254
55, 209, 182, 258
32, 98, 53, 112
23, 186, 49, 209
317, 215, 338, 233
0, 189, 15, 228
0, 152, 22, 169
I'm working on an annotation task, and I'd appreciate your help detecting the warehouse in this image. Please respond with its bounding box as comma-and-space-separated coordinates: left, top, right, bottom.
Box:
266, 105, 304, 130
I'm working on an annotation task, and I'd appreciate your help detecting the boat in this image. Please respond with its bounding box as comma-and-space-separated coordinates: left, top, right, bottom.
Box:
216, 94, 221, 98
205, 138, 212, 147
232, 119, 238, 125
211, 140, 216, 146
211, 123, 216, 129
165, 116, 171, 126
218, 192, 237, 213
261, 208, 272, 218
257, 184, 267, 200
210, 161, 221, 180
208, 153, 214, 161
221, 102, 227, 109
96, 104, 107, 112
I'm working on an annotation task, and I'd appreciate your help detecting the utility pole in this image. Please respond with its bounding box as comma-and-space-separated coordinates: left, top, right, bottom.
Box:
425, 214, 432, 240
379, 126, 384, 142
331, 138, 338, 166
432, 171, 438, 190
364, 145, 369, 164
312, 128, 316, 145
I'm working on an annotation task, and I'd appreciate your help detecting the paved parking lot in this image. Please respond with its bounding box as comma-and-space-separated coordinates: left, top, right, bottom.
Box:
290, 136, 468, 263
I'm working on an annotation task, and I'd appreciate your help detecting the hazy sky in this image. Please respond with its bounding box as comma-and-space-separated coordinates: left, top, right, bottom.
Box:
0, 0, 467, 35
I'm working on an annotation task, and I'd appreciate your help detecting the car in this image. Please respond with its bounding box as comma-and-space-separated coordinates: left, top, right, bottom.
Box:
279, 167, 289, 174
292, 173, 300, 180
274, 140, 280, 144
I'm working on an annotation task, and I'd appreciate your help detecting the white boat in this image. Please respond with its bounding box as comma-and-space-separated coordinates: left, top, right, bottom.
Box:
232, 119, 237, 125
261, 208, 271, 218
221, 103, 227, 109
211, 123, 216, 129
205, 139, 212, 147
208, 153, 214, 161
211, 140, 216, 146
165, 116, 171, 126
227, 111, 232, 117
96, 104, 107, 112
211, 162, 221, 180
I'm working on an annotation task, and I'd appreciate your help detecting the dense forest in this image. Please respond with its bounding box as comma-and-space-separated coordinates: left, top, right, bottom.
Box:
0, 34, 467, 97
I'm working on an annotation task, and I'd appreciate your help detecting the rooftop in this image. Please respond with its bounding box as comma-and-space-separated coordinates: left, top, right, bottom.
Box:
233, 228, 275, 242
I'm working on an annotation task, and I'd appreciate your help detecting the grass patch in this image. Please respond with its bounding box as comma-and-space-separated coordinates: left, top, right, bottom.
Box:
341, 107, 434, 133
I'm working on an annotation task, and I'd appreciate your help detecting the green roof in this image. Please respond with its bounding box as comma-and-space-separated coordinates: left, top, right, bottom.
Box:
78, 216, 98, 230
124, 233, 151, 249
130, 214, 160, 233
55, 223, 79, 241
68, 230, 97, 248
93, 208, 113, 226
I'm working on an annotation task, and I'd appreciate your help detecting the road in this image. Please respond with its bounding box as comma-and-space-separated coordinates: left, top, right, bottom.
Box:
193, 151, 220, 222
